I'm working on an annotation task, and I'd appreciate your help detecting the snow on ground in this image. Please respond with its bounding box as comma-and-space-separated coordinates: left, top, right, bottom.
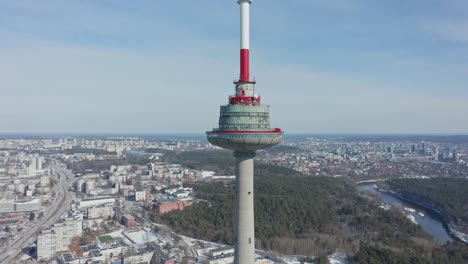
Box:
178, 233, 349, 264
201, 171, 215, 178
195, 247, 211, 258
277, 255, 312, 264
275, 251, 348, 264
179, 234, 224, 250
180, 235, 194, 247
19, 254, 32, 261
329, 252, 348, 264
122, 229, 159, 245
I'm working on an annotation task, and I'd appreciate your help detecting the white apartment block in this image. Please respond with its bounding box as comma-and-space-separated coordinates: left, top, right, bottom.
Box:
87, 205, 113, 219
37, 213, 83, 260
37, 229, 57, 260
0, 199, 14, 213
78, 197, 116, 209
135, 187, 146, 201
40, 175, 50, 187
0, 198, 40, 213
15, 198, 41, 212
207, 246, 235, 264
123, 250, 154, 264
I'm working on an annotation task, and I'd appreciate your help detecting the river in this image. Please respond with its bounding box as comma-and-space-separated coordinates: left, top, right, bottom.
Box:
357, 184, 453, 244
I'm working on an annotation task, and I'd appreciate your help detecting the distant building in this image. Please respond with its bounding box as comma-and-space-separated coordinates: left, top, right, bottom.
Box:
60, 252, 79, 264
148, 242, 176, 264
172, 190, 190, 198
15, 183, 25, 194
84, 205, 114, 228
36, 156, 44, 170
37, 230, 56, 260
0, 199, 14, 213
28, 158, 36, 177
76, 178, 86, 193
85, 179, 95, 194
87, 205, 113, 220
71, 241, 131, 263
437, 153, 444, 161
155, 200, 192, 214
40, 175, 50, 187
78, 197, 116, 208
15, 198, 41, 212
207, 246, 235, 264
0, 216, 24, 226
206, 246, 268, 264
164, 187, 192, 198
122, 248, 154, 264
0, 198, 40, 213
121, 214, 136, 228
37, 211, 83, 260
135, 187, 146, 201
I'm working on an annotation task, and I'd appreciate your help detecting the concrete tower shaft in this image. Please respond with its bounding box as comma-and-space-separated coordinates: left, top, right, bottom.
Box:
234, 151, 256, 264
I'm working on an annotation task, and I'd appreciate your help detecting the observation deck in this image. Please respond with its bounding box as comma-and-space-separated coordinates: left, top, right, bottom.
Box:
207, 80, 283, 152
207, 128, 283, 152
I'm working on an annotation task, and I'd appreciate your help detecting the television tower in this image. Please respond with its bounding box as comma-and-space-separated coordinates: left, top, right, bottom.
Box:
206, 1, 283, 263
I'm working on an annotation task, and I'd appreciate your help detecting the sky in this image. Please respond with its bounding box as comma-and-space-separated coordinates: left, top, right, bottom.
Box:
1, 0, 468, 134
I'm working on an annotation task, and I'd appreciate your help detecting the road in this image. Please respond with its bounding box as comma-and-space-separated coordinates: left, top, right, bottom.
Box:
0, 159, 74, 263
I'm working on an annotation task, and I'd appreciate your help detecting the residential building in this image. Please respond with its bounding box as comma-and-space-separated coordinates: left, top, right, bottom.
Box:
78, 197, 116, 208
0, 199, 14, 213
36, 212, 83, 260
121, 214, 136, 228
37, 230, 57, 260
156, 200, 192, 214
14, 198, 41, 212
135, 187, 146, 201
207, 246, 235, 264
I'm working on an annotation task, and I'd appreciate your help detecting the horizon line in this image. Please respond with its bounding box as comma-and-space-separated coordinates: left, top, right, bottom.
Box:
1, 132, 468, 136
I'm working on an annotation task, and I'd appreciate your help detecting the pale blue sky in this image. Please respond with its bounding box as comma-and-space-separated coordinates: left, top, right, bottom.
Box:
1, 0, 468, 134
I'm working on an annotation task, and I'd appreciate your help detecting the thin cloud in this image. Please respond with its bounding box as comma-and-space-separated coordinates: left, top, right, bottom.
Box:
422, 19, 468, 43
1, 1, 468, 133
1, 43, 468, 134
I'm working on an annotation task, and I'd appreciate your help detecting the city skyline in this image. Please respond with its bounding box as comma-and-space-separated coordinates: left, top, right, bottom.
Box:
0, 134, 467, 262
2, 0, 468, 134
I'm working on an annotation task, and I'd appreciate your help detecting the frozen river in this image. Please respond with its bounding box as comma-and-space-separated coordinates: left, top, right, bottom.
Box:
357, 184, 453, 244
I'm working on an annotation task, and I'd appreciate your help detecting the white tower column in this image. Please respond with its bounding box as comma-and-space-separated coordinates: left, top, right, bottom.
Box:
234, 151, 256, 264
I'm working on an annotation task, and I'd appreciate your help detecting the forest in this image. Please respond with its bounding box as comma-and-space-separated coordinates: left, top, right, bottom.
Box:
159, 150, 468, 263
350, 243, 468, 264
162, 149, 236, 175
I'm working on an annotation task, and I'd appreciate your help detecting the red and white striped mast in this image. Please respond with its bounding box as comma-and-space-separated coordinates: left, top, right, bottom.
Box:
207, 2, 283, 263
239, 0, 252, 82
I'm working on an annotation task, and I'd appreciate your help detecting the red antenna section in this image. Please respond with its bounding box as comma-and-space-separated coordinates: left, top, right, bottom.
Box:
240, 49, 249, 82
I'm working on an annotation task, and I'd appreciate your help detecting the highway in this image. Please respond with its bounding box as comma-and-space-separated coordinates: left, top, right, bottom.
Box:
0, 159, 74, 263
